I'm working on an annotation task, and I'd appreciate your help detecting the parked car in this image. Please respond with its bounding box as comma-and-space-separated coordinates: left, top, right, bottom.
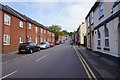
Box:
19, 42, 40, 54
38, 42, 50, 49
49, 42, 55, 47
60, 40, 64, 44
55, 41, 60, 45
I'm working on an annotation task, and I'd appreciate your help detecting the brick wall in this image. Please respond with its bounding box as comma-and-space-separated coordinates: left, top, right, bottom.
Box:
0, 10, 2, 54
3, 12, 26, 53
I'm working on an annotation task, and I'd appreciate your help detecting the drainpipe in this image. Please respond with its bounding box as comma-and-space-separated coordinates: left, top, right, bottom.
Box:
25, 21, 27, 42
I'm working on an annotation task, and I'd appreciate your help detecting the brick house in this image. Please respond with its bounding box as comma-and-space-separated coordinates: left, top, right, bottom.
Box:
0, 4, 55, 54
1, 4, 27, 53
0, 5, 2, 54
85, 5, 94, 51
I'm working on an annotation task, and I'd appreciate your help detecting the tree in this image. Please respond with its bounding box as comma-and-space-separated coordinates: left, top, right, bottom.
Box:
48, 25, 61, 32
48, 25, 62, 40
62, 30, 68, 35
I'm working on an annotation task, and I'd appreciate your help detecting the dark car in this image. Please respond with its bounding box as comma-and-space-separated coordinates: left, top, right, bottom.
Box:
49, 42, 55, 47
19, 42, 40, 54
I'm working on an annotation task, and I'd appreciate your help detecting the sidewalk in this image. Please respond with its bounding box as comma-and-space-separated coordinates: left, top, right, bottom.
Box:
76, 46, 120, 79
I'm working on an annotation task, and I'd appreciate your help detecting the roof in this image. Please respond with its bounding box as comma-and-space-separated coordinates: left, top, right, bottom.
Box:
85, 1, 100, 19
0, 3, 26, 21
0, 3, 54, 33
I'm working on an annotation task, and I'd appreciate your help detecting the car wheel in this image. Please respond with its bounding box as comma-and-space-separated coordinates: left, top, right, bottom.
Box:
38, 48, 40, 51
30, 49, 33, 54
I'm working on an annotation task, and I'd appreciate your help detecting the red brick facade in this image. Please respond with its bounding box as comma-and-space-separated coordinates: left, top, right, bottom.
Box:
0, 4, 55, 54
2, 11, 27, 53
0, 10, 2, 54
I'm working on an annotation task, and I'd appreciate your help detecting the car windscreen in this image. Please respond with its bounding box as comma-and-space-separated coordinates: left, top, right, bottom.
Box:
41, 42, 46, 44
20, 43, 29, 46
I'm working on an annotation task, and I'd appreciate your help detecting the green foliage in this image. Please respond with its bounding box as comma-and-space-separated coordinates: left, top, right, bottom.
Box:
48, 25, 74, 40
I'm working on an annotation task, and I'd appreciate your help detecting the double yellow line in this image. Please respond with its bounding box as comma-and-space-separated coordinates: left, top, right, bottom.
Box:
74, 46, 97, 80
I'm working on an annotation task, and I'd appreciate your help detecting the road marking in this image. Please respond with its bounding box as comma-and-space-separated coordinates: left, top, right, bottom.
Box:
74, 46, 97, 80
36, 54, 49, 62
0, 71, 17, 79
80, 53, 97, 80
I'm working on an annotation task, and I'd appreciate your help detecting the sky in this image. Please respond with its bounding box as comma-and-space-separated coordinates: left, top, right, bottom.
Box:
1, 0, 96, 32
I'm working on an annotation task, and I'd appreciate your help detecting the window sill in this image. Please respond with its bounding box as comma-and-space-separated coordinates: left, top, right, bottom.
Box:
99, 15, 104, 20
3, 44, 10, 45
103, 47, 110, 51
20, 27, 23, 28
97, 47, 101, 50
19, 42, 23, 43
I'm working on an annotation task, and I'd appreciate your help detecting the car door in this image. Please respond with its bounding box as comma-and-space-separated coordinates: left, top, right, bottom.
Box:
33, 43, 37, 51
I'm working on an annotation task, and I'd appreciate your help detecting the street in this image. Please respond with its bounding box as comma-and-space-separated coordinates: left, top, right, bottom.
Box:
2, 40, 102, 79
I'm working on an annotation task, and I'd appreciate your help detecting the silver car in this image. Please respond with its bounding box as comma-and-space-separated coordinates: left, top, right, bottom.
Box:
38, 42, 50, 49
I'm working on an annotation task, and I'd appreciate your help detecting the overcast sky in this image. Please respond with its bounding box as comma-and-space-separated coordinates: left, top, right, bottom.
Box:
1, 0, 96, 32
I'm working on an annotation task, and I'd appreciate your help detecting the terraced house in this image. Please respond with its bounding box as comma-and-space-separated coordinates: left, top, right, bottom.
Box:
0, 4, 55, 54
89, 0, 120, 61
85, 5, 94, 51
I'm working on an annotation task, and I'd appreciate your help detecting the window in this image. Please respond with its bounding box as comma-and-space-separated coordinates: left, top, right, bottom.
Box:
48, 38, 49, 42
4, 14, 10, 26
41, 28, 43, 33
100, 2, 104, 17
35, 38, 37, 44
29, 23, 31, 29
41, 38, 43, 42
19, 21, 23, 28
36, 27, 37, 33
91, 11, 93, 24
29, 37, 32, 42
44, 30, 46, 33
97, 29, 101, 46
3, 34, 10, 45
88, 34, 90, 47
87, 17, 90, 27
44, 38, 46, 42
104, 26, 109, 47
19, 37, 23, 43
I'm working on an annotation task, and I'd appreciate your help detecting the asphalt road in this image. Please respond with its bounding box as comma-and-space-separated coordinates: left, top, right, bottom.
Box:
1, 40, 102, 79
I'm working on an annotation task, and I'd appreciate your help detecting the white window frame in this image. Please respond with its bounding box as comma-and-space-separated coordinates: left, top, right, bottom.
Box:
44, 30, 46, 33
97, 29, 101, 47
29, 37, 32, 42
35, 38, 37, 44
41, 38, 43, 42
36, 27, 38, 33
91, 11, 93, 24
48, 31, 49, 34
19, 37, 23, 43
3, 34, 10, 45
48, 38, 49, 42
19, 21, 23, 28
4, 14, 11, 26
99, 2, 104, 17
41, 28, 43, 33
104, 26, 109, 48
29, 23, 31, 29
